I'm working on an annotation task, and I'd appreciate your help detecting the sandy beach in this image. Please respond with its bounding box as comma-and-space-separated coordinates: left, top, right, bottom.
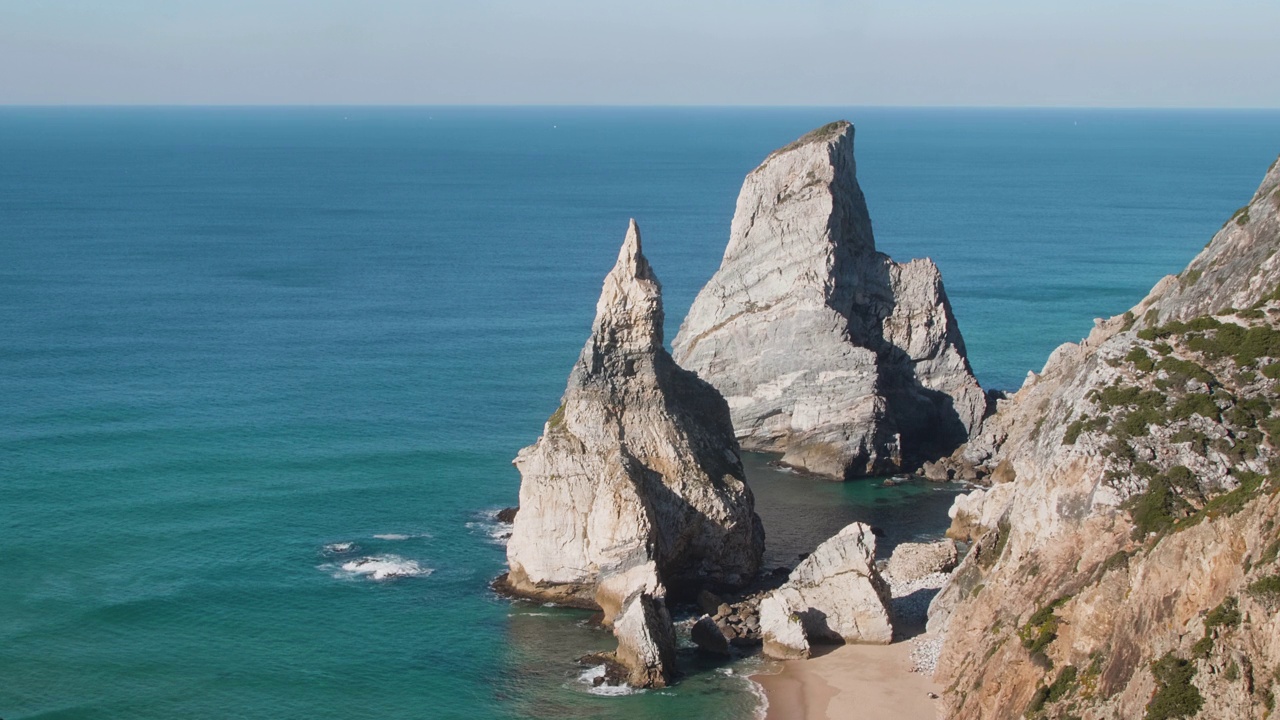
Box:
752, 641, 941, 720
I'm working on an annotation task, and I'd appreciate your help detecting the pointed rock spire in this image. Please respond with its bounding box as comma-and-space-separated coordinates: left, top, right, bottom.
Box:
586, 219, 665, 363
502, 220, 765, 688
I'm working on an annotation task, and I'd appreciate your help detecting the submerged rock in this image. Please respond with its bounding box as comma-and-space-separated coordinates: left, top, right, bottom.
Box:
503, 220, 765, 686
673, 121, 985, 479
760, 522, 893, 659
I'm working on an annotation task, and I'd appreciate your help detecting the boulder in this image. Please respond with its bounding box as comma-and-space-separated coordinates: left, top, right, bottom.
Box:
760, 522, 894, 659
690, 614, 731, 656
612, 590, 678, 688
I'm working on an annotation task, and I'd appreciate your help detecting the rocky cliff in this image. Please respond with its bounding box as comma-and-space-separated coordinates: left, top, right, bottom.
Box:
502, 220, 765, 686
930, 157, 1280, 719
673, 121, 986, 479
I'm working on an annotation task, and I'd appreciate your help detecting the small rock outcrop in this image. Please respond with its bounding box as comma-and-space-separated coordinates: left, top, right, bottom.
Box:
673, 121, 985, 479
760, 522, 893, 659
502, 220, 765, 687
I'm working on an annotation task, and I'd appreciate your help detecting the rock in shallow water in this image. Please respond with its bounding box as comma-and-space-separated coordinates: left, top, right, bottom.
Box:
690, 614, 731, 656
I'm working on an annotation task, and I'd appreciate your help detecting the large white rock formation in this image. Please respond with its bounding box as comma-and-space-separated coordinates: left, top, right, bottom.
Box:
503, 220, 765, 686
673, 121, 985, 478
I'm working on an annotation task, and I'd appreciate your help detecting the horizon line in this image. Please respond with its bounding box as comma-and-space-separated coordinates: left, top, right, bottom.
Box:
3, 103, 1280, 112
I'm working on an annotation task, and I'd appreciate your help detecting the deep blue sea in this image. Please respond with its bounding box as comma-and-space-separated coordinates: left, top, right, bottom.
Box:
2, 107, 1277, 720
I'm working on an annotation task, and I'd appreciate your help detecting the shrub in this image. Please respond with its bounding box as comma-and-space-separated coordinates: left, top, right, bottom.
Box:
1126, 347, 1156, 372
1155, 357, 1215, 387
1247, 574, 1280, 604
1170, 393, 1219, 421
1145, 653, 1203, 720
1204, 596, 1241, 630
1129, 470, 1194, 536
1019, 596, 1071, 659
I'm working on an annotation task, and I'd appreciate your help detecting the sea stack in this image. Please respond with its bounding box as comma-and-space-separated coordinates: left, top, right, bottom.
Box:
503, 220, 765, 687
673, 121, 985, 479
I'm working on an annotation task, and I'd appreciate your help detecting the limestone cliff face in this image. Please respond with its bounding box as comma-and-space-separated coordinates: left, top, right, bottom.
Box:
673, 121, 985, 479
503, 220, 765, 686
931, 157, 1280, 719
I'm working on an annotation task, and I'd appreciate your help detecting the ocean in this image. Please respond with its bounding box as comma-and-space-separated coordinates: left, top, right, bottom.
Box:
2, 107, 1277, 719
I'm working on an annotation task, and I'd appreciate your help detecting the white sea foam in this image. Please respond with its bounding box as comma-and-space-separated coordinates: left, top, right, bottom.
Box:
465, 520, 511, 546
324, 542, 358, 554
334, 555, 431, 581
577, 665, 641, 696
373, 534, 410, 541
747, 676, 769, 720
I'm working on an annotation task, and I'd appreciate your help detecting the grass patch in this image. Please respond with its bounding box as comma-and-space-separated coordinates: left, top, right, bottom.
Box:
547, 402, 566, 430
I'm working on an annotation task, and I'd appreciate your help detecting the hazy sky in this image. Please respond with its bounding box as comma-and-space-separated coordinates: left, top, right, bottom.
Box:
3, 0, 1279, 106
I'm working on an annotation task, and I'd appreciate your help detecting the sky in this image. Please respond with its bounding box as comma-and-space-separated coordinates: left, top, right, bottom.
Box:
2, 0, 1279, 107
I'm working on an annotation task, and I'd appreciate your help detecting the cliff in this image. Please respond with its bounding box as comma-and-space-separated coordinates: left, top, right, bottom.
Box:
502, 220, 765, 686
673, 121, 986, 479
930, 157, 1280, 719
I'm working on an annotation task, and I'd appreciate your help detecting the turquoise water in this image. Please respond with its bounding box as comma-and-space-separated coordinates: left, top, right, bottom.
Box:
2, 107, 1277, 719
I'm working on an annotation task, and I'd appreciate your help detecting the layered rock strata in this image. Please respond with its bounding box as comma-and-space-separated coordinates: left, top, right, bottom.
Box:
929, 157, 1280, 718
673, 121, 985, 479
759, 522, 893, 659
503, 220, 765, 687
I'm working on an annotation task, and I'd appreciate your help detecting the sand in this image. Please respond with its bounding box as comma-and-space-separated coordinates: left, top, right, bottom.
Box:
752, 641, 941, 720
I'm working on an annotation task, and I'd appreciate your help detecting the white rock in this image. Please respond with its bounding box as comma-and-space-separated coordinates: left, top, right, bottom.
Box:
503, 221, 764, 687
612, 588, 678, 688
673, 121, 985, 479
760, 522, 894, 659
